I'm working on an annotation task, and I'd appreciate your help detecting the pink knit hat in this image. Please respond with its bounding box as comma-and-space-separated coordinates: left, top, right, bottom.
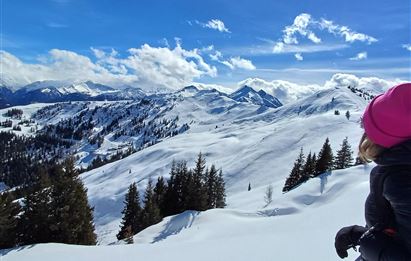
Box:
362, 83, 411, 148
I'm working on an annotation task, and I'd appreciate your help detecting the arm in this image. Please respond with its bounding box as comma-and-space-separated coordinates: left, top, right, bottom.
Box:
359, 172, 411, 260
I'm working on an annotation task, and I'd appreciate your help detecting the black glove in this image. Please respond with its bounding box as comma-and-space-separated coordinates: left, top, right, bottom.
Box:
335, 225, 367, 259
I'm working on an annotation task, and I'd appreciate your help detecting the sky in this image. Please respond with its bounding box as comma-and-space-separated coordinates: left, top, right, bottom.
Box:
1, 0, 410, 91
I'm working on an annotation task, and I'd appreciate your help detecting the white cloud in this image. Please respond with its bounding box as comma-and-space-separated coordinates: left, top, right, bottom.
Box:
402, 44, 411, 51
209, 51, 255, 70
273, 13, 377, 56
228, 57, 256, 70
238, 77, 325, 104
282, 13, 321, 45
238, 73, 401, 104
324, 73, 399, 94
196, 19, 231, 33
349, 51, 367, 60
319, 19, 377, 44
0, 42, 218, 91
294, 53, 303, 61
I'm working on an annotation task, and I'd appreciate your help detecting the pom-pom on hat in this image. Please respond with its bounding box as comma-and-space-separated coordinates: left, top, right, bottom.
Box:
362, 83, 411, 148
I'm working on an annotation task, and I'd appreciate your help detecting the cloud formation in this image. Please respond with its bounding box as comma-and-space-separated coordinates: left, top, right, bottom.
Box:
402, 44, 411, 51
349, 51, 367, 60
273, 13, 377, 56
209, 50, 255, 70
324, 73, 399, 94
238, 77, 325, 104
195, 19, 231, 33
0, 42, 218, 90
294, 53, 303, 61
237, 73, 401, 104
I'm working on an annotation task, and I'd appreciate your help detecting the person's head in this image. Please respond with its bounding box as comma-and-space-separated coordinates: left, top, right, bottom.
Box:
359, 82, 411, 162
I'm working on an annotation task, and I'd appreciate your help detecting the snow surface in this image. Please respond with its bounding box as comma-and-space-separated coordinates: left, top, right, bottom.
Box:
1, 85, 373, 261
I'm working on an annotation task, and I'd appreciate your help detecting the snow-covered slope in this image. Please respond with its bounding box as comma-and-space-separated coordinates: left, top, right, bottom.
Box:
2, 164, 372, 261
75, 85, 368, 244
1, 85, 372, 261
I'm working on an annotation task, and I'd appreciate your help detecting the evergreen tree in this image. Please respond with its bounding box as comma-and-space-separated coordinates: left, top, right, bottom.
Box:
315, 138, 334, 176
187, 152, 207, 211
0, 194, 20, 248
117, 182, 142, 240
140, 179, 162, 229
19, 168, 53, 245
248, 182, 251, 191
163, 160, 179, 216
345, 111, 350, 120
303, 151, 317, 178
153, 176, 167, 217
283, 148, 306, 192
50, 158, 96, 245
334, 137, 354, 169
205, 165, 218, 208
215, 170, 226, 208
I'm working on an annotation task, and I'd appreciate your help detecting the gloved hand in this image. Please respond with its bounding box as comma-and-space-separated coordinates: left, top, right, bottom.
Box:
335, 225, 367, 259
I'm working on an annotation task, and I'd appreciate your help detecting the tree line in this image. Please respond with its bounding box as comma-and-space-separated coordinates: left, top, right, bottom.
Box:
283, 137, 356, 192
117, 153, 226, 243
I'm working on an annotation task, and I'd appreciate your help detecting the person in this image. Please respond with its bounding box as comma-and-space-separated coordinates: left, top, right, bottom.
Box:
334, 83, 411, 260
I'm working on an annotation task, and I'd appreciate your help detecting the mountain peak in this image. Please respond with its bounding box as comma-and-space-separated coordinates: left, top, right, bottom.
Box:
229, 85, 282, 108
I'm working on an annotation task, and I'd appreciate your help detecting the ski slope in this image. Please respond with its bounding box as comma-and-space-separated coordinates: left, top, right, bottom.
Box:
1, 85, 372, 260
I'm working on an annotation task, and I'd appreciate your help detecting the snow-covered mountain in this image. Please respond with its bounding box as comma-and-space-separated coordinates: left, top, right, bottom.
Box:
1, 84, 374, 261
0, 80, 146, 108
229, 85, 283, 108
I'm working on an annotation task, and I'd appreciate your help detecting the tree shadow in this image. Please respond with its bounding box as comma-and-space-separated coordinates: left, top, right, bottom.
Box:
152, 210, 200, 243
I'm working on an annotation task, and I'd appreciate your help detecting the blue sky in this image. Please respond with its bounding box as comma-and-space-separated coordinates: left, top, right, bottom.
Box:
1, 0, 410, 90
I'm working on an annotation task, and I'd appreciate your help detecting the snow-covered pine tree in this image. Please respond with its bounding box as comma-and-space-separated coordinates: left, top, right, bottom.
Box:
283, 148, 306, 192
315, 138, 334, 176
117, 182, 142, 240
334, 137, 354, 169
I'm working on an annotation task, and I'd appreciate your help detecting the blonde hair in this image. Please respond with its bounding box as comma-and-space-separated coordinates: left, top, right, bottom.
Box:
358, 133, 385, 162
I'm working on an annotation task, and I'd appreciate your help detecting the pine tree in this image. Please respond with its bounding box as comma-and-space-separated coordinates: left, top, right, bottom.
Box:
188, 152, 207, 211
141, 179, 162, 229
205, 165, 218, 208
302, 151, 317, 178
315, 138, 334, 176
19, 167, 53, 245
50, 158, 96, 245
215, 169, 226, 208
117, 182, 142, 240
283, 148, 306, 192
163, 160, 179, 216
334, 137, 354, 169
345, 110, 350, 120
153, 176, 167, 217
0, 194, 20, 248
248, 182, 251, 191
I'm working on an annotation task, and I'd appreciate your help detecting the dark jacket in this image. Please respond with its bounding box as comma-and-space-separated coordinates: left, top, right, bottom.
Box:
360, 140, 411, 260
